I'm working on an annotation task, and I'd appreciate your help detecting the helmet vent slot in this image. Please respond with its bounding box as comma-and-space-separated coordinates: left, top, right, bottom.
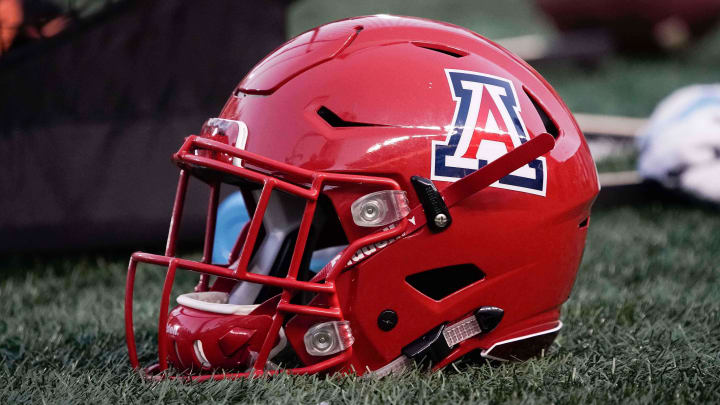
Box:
411, 41, 468, 58
317, 106, 385, 128
524, 87, 559, 139
406, 264, 485, 301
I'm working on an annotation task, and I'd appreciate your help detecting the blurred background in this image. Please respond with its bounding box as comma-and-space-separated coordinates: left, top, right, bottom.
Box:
1, 0, 719, 255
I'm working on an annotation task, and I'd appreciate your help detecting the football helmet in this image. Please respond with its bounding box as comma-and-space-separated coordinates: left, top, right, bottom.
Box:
124, 15, 599, 380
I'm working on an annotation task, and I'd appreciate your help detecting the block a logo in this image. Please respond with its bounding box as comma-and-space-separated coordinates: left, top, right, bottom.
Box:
431, 69, 547, 196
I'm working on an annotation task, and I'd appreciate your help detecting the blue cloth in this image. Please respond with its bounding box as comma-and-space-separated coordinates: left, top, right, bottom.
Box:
212, 192, 250, 264
212, 191, 334, 271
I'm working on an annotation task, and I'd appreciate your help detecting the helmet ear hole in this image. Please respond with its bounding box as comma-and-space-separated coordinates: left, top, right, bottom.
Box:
406, 264, 485, 301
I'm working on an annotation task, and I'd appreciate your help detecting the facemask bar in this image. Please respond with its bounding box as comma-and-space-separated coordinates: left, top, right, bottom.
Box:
125, 135, 409, 380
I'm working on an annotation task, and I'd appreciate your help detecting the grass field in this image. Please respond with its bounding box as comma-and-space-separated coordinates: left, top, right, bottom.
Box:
2, 204, 719, 403
3, 0, 720, 404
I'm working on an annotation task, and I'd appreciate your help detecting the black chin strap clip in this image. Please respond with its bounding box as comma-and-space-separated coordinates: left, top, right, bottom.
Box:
410, 176, 452, 232
401, 306, 504, 367
401, 323, 452, 365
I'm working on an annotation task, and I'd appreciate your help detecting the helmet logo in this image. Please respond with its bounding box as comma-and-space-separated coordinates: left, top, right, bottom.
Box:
431, 69, 547, 196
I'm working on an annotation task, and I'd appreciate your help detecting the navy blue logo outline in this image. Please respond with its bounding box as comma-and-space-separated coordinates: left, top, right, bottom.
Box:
431, 69, 547, 196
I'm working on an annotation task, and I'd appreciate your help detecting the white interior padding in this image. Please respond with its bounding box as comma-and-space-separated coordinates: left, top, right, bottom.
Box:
176, 291, 257, 315
228, 190, 306, 305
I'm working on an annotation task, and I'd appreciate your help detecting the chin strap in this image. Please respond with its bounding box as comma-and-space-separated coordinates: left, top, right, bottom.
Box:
441, 132, 555, 207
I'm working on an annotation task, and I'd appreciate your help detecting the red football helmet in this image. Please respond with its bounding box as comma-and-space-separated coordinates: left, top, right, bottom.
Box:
125, 15, 599, 380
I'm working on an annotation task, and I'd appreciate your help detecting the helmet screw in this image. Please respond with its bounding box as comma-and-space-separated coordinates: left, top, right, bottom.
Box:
377, 309, 398, 331
434, 213, 448, 228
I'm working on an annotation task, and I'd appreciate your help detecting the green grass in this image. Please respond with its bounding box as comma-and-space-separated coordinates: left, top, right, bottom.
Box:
2, 203, 719, 404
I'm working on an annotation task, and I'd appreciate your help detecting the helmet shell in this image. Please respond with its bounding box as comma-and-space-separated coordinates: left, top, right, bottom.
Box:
216, 15, 598, 373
